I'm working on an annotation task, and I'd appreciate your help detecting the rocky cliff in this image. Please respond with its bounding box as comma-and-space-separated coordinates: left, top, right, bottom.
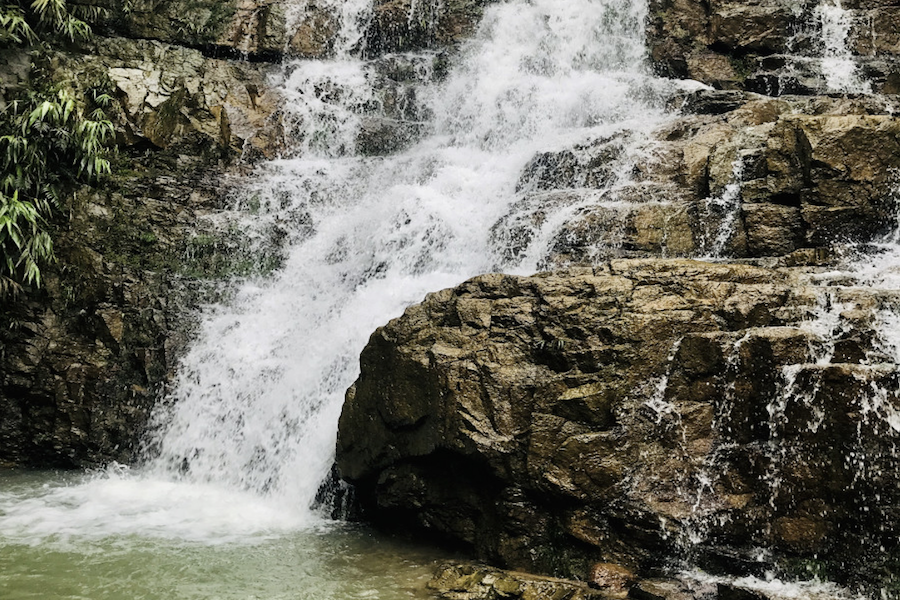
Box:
0, 2, 283, 467
334, 0, 900, 596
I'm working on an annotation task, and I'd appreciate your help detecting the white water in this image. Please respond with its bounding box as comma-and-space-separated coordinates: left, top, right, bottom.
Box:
699, 157, 744, 258
682, 571, 868, 600
816, 0, 871, 94
0, 0, 679, 545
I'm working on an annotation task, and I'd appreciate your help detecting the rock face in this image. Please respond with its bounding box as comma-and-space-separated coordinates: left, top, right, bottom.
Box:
82, 37, 281, 157
498, 92, 900, 268
365, 0, 491, 55
337, 260, 900, 588
646, 0, 900, 94
91, 0, 493, 58
0, 25, 283, 466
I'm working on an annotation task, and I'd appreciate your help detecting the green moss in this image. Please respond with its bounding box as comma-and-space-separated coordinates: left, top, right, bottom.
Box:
178, 227, 283, 280
109, 0, 238, 45
777, 557, 832, 581
729, 55, 756, 83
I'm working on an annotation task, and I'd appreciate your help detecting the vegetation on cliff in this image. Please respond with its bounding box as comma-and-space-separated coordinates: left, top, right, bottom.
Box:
0, 0, 112, 295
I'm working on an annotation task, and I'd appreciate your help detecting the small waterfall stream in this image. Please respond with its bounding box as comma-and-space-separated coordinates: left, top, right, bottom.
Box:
815, 0, 871, 93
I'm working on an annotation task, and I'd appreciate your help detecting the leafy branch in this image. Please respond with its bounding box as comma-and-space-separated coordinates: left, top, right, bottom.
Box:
0, 1, 113, 295
1, 0, 104, 45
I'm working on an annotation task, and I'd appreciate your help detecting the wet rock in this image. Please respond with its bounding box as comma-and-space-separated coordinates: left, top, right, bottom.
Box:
510, 95, 900, 263
356, 116, 423, 155
674, 90, 753, 116
337, 261, 900, 585
92, 0, 286, 57
364, 0, 493, 55
646, 0, 805, 83
707, 0, 796, 55
428, 562, 609, 600
629, 578, 699, 600
588, 563, 636, 597
285, 3, 339, 57
337, 261, 808, 571
93, 0, 238, 48
716, 583, 768, 600
741, 204, 803, 256
0, 48, 29, 108
647, 0, 900, 94
0, 33, 279, 467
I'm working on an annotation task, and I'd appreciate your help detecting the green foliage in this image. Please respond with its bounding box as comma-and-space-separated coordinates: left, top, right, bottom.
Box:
0, 86, 114, 295
0, 0, 104, 45
0, 5, 36, 44
0, 1, 112, 295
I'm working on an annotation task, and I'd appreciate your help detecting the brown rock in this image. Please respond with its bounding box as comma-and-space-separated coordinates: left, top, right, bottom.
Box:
587, 563, 636, 597
337, 262, 900, 583
686, 52, 739, 90
288, 5, 339, 57
428, 562, 609, 600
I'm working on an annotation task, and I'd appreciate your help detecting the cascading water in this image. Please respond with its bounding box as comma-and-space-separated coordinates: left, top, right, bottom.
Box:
815, 0, 871, 94
142, 0, 683, 519
0, 0, 677, 550
758, 0, 871, 96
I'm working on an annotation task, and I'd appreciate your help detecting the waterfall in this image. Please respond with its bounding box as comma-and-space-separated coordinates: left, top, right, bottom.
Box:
145, 0, 676, 513
0, 0, 679, 542
815, 0, 871, 93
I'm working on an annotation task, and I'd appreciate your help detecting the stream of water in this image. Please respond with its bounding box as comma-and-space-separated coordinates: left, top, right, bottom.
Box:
0, 0, 891, 598
1, 0, 673, 596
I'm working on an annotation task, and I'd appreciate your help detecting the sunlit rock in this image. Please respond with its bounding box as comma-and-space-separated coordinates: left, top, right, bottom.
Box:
337, 260, 900, 587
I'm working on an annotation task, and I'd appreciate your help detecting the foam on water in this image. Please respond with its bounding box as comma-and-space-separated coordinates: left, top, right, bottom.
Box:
0, 468, 312, 547
682, 571, 867, 600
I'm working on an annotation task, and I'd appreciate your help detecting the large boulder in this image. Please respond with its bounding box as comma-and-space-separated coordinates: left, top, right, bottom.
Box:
337, 260, 900, 590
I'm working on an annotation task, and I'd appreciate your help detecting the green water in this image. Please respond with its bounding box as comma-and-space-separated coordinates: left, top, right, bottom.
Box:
0, 471, 451, 600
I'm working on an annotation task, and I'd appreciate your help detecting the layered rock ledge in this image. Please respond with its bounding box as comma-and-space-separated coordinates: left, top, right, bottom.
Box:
337, 260, 900, 590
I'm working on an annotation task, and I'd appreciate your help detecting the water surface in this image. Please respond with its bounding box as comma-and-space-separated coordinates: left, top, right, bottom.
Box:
0, 470, 450, 600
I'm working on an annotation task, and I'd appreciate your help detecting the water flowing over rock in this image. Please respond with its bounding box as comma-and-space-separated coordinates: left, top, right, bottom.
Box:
337, 260, 900, 590
515, 92, 900, 265
5, 0, 900, 596
647, 0, 900, 94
